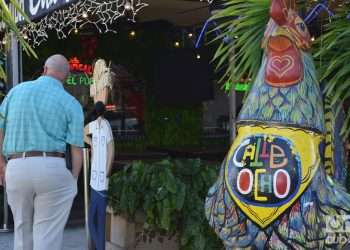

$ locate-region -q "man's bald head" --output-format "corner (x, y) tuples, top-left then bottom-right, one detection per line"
(43, 54), (70, 82)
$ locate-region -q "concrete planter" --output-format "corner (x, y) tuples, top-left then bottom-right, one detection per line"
(106, 206), (179, 250)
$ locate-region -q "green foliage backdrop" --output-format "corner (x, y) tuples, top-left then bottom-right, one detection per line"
(145, 99), (202, 147)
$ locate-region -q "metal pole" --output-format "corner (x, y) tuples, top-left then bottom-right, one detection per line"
(6, 30), (20, 89)
(0, 187), (12, 233)
(229, 88), (236, 143)
(6, 2), (22, 88)
(18, 42), (23, 83)
(83, 148), (91, 249)
(228, 42), (236, 143)
(9, 32), (20, 87)
(0, 2), (19, 235)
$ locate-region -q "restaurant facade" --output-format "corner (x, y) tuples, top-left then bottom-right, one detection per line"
(4, 0), (237, 154)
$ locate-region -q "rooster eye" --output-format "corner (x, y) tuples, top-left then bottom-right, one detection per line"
(297, 22), (306, 32)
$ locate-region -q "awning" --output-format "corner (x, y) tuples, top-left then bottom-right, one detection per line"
(8, 0), (210, 47)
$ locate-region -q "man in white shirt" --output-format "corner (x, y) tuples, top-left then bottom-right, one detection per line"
(84, 102), (114, 250)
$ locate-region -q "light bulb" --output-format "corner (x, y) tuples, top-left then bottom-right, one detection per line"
(196, 54), (201, 60)
(125, 1), (132, 10)
(174, 41), (180, 47)
(130, 30), (136, 36)
(82, 11), (88, 18)
(188, 33), (193, 38)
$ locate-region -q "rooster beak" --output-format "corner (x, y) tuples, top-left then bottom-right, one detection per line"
(262, 24), (294, 50)
(272, 26), (292, 40)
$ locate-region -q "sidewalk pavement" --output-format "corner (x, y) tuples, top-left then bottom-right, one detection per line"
(0, 226), (86, 250)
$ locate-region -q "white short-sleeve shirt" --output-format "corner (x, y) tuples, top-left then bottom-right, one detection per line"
(88, 118), (113, 191)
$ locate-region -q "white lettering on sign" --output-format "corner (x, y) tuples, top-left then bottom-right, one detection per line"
(30, 0), (72, 16)
(9, 0), (73, 24)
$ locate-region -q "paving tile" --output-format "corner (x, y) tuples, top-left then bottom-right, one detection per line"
(0, 226), (86, 250)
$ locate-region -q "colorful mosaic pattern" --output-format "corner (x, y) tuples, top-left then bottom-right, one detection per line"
(206, 0), (350, 249)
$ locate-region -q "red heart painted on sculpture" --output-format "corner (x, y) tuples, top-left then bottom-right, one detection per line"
(269, 55), (294, 78)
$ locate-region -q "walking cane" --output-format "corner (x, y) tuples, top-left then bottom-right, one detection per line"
(0, 185), (12, 233)
(83, 148), (92, 249)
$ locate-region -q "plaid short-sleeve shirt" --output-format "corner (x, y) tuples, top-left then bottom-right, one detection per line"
(0, 76), (84, 157)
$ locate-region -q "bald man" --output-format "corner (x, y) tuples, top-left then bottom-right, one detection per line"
(0, 54), (84, 250)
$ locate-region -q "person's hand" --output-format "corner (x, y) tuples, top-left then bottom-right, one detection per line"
(0, 157), (6, 186)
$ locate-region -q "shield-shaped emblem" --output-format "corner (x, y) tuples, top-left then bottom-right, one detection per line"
(225, 125), (323, 228)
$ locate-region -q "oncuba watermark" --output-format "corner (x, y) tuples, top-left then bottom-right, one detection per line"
(326, 215), (350, 244)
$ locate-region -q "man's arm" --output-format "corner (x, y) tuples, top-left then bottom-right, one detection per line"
(71, 145), (83, 179)
(66, 99), (84, 179)
(106, 140), (115, 177)
(0, 129), (6, 185)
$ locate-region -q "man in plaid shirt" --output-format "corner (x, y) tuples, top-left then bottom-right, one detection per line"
(0, 54), (84, 250)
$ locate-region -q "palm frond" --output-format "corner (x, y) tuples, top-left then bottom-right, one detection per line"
(209, 0), (270, 90)
(0, 0), (37, 81)
(0, 0), (36, 58)
(315, 7), (350, 138)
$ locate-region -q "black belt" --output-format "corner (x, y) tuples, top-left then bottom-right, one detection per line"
(8, 151), (65, 160)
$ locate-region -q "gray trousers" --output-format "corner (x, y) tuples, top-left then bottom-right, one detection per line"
(5, 157), (77, 250)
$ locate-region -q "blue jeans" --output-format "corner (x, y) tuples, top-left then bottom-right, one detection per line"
(89, 188), (107, 250)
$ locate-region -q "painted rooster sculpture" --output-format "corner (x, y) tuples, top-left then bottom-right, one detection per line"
(205, 0), (350, 249)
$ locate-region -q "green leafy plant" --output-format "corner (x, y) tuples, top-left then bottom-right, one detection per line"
(314, 6), (350, 138)
(108, 158), (223, 250)
(211, 0), (269, 88)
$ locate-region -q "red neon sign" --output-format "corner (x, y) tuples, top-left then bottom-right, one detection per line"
(69, 57), (93, 75)
(105, 104), (116, 111)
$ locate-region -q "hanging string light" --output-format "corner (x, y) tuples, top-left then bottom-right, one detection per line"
(19, 0), (149, 47)
(125, 1), (133, 10)
(129, 30), (136, 37)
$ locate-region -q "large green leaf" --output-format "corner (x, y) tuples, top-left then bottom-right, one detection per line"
(210, 0), (270, 88)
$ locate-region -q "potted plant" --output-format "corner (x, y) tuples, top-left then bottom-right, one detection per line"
(107, 158), (224, 250)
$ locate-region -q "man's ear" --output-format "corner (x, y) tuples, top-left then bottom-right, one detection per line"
(42, 66), (48, 75)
